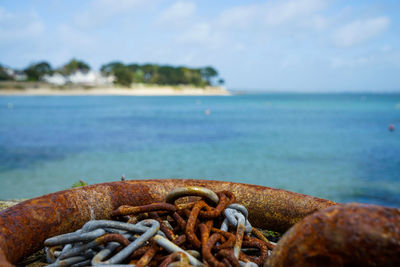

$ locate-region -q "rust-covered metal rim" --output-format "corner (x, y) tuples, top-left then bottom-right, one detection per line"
(0, 179), (336, 266)
(266, 203), (400, 266)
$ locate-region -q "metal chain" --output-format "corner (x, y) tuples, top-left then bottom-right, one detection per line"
(44, 187), (273, 266)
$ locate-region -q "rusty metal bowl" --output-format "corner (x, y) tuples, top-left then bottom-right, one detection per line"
(0, 179), (336, 266)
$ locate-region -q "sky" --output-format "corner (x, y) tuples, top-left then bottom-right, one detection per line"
(0, 0), (399, 92)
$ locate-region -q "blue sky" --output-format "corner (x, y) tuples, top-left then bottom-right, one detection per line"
(1, 0), (399, 91)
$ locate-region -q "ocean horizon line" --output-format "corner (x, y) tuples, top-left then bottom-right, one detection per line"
(230, 89), (400, 94)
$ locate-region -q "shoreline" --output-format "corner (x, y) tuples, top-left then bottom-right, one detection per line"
(0, 85), (230, 96)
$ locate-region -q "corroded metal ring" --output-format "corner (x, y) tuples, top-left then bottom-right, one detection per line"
(266, 203), (400, 267)
(166, 186), (220, 205)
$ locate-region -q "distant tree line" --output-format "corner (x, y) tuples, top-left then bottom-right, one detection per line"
(1, 59), (225, 87)
(0, 59), (90, 82)
(100, 62), (224, 87)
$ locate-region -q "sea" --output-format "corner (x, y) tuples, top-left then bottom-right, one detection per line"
(0, 93), (399, 207)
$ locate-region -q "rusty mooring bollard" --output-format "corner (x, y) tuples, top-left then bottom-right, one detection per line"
(267, 203), (400, 267)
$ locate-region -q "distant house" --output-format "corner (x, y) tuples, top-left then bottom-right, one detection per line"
(43, 73), (66, 86)
(43, 70), (114, 86)
(3, 68), (27, 81)
(14, 71), (27, 81)
(4, 68), (13, 77)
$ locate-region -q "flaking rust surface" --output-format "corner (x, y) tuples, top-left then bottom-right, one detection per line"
(267, 203), (400, 267)
(0, 179), (335, 266)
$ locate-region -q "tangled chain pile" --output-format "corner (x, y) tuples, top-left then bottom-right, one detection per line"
(44, 186), (275, 266)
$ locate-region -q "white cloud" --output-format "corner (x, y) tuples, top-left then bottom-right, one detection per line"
(57, 24), (95, 48)
(279, 54), (304, 70)
(330, 56), (373, 68)
(0, 6), (44, 41)
(264, 0), (327, 26)
(309, 15), (329, 30)
(233, 43), (246, 52)
(74, 0), (152, 28)
(216, 0), (327, 29)
(218, 4), (259, 29)
(158, 1), (196, 25)
(381, 45), (392, 52)
(177, 22), (210, 43)
(173, 0), (330, 56)
(333, 16), (390, 47)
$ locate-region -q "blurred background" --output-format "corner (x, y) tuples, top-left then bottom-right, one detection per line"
(0, 0), (399, 207)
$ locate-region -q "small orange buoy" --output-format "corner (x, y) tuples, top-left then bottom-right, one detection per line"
(389, 124), (395, 132)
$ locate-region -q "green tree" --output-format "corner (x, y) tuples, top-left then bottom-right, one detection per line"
(100, 61), (124, 75)
(58, 59), (90, 75)
(127, 64), (143, 83)
(201, 66), (218, 85)
(141, 64), (158, 83)
(157, 65), (183, 85)
(24, 61), (53, 81)
(127, 64), (140, 73)
(99, 61), (222, 87)
(100, 62), (134, 86)
(134, 69), (144, 83)
(0, 64), (13, 81)
(182, 68), (204, 86)
(114, 67), (133, 87)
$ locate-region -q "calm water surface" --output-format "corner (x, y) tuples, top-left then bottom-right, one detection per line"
(1, 94), (399, 207)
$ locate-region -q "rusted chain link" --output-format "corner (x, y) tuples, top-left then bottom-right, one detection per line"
(44, 186), (275, 266)
(222, 204), (253, 233)
(45, 229), (106, 246)
(166, 186), (220, 205)
(159, 251), (191, 267)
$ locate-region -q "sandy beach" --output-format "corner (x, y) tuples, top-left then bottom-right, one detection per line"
(0, 85), (230, 96)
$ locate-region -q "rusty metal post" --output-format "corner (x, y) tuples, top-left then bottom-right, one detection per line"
(266, 203), (400, 267)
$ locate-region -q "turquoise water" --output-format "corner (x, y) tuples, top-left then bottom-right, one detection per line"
(1, 94), (399, 207)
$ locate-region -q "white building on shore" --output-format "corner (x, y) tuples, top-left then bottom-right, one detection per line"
(43, 70), (114, 86)
(43, 73), (66, 85)
(3, 67), (27, 81)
